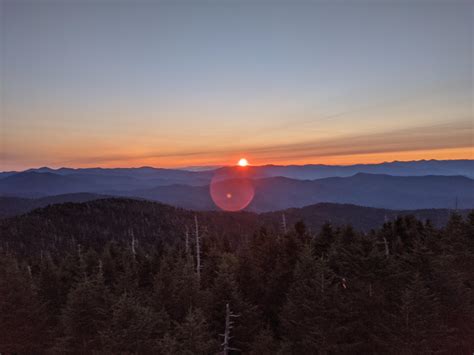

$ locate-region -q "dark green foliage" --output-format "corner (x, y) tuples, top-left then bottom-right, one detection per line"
(166, 308), (216, 355)
(248, 327), (279, 355)
(396, 273), (445, 354)
(206, 253), (262, 351)
(0, 200), (472, 353)
(281, 245), (339, 353)
(54, 272), (110, 352)
(0, 256), (50, 352)
(100, 294), (170, 352)
(153, 251), (202, 322)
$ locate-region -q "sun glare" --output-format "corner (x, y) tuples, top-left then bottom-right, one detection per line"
(238, 158), (249, 167)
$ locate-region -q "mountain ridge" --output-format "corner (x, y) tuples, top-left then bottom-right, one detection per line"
(1, 172), (473, 211)
(3, 159), (473, 178)
(1, 198), (469, 239)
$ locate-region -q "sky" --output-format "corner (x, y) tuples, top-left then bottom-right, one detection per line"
(1, 0), (472, 171)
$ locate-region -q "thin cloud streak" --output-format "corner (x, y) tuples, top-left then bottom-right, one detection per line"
(51, 119), (472, 167)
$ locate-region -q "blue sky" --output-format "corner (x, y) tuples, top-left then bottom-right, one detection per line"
(1, 0), (472, 170)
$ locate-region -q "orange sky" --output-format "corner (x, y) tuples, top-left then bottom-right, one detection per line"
(3, 146), (472, 171)
(1, 1), (472, 171)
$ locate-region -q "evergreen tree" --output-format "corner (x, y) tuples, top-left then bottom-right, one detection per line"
(100, 293), (170, 352)
(238, 227), (296, 330)
(208, 253), (261, 352)
(396, 273), (444, 354)
(328, 233), (395, 353)
(154, 250), (202, 322)
(0, 254), (50, 352)
(37, 253), (64, 321)
(281, 244), (338, 353)
(314, 222), (335, 257)
(54, 269), (110, 352)
(249, 327), (280, 355)
(0, 199), (472, 354)
(163, 308), (216, 355)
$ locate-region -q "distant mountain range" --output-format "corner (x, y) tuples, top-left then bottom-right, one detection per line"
(213, 159), (474, 180)
(0, 170), (211, 197)
(81, 173), (474, 211)
(1, 174), (472, 213)
(2, 159), (473, 180)
(1, 160), (472, 211)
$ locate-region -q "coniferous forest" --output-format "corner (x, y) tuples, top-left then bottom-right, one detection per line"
(3, 0), (473, 353)
(0, 199), (473, 354)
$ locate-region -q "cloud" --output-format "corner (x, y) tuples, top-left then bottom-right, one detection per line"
(54, 118), (472, 167)
(246, 119), (473, 161)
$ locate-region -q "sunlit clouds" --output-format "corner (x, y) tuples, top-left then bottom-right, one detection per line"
(2, 115), (471, 170)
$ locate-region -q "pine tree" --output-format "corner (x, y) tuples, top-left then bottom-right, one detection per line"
(37, 252), (64, 320)
(100, 293), (170, 352)
(396, 273), (444, 354)
(431, 249), (474, 353)
(54, 269), (110, 352)
(0, 198), (472, 354)
(238, 227), (293, 329)
(154, 250), (202, 322)
(249, 327), (279, 355)
(157, 333), (180, 354)
(114, 245), (141, 294)
(0, 254), (50, 352)
(314, 222), (334, 257)
(208, 253), (261, 352)
(168, 308), (216, 354)
(281, 244), (338, 353)
(328, 233), (395, 353)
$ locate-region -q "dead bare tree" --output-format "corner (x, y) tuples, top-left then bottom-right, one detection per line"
(195, 215), (201, 282)
(381, 215), (390, 257)
(185, 225), (190, 255)
(131, 231), (137, 262)
(281, 213), (287, 234)
(382, 236), (390, 257)
(220, 303), (240, 355)
(321, 256), (325, 294)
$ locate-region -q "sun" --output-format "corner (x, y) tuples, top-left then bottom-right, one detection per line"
(237, 158), (249, 167)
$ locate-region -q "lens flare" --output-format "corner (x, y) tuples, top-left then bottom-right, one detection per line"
(210, 177), (254, 211)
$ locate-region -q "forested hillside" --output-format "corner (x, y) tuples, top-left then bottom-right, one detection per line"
(0, 199), (473, 353)
(0, 193), (109, 218)
(1, 197), (467, 230)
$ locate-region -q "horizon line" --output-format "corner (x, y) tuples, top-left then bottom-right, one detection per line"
(1, 158), (473, 173)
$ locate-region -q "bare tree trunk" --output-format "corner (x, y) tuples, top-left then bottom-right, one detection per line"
(321, 271), (325, 294)
(382, 215), (390, 257)
(383, 236), (390, 257)
(195, 215), (201, 282)
(185, 226), (189, 254)
(321, 257), (325, 294)
(221, 303), (240, 355)
(78, 243), (87, 280)
(281, 213), (287, 234)
(27, 265), (32, 280)
(131, 232), (137, 262)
